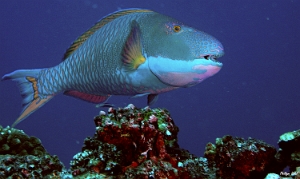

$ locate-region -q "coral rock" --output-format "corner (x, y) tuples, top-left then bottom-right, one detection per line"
(70, 104), (214, 178)
(205, 135), (279, 179)
(276, 129), (300, 173)
(0, 126), (65, 178)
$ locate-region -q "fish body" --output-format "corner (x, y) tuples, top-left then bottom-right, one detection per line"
(2, 9), (224, 126)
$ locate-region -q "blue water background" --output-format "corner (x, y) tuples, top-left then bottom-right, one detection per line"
(1, 1), (299, 168)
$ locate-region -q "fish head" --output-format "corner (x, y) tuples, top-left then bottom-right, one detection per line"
(146, 15), (224, 88)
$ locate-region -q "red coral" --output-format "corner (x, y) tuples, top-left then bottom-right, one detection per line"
(211, 135), (277, 178)
(21, 168), (30, 177)
(94, 106), (183, 177)
(155, 133), (170, 160)
(72, 105), (208, 178)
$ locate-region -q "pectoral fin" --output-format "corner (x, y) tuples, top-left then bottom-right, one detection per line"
(122, 20), (146, 70)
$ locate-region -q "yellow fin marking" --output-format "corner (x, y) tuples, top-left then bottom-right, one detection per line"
(122, 21), (146, 70)
(26, 76), (39, 99)
(133, 56), (146, 69)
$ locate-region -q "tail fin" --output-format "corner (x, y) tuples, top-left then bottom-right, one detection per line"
(2, 69), (53, 127)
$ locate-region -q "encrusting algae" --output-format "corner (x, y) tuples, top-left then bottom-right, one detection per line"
(0, 126), (64, 178)
(70, 104), (214, 178)
(0, 104), (299, 178)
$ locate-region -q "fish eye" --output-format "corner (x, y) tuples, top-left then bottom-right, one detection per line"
(173, 25), (181, 32)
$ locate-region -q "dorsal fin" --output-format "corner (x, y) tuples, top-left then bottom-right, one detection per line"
(62, 8), (153, 60)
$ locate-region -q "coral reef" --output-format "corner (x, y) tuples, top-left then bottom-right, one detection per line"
(0, 126), (65, 178)
(265, 173), (281, 179)
(70, 104), (214, 178)
(204, 135), (280, 179)
(0, 126), (45, 156)
(1, 105), (300, 178)
(276, 129), (300, 172)
(69, 104), (300, 178)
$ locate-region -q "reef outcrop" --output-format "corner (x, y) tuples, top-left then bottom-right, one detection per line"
(204, 135), (280, 178)
(70, 104), (214, 178)
(0, 126), (65, 178)
(1, 104), (299, 178)
(276, 130), (300, 172)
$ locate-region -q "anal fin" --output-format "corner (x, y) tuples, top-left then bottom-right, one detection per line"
(64, 90), (110, 104)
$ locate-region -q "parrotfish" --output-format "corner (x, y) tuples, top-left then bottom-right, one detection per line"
(2, 8), (224, 127)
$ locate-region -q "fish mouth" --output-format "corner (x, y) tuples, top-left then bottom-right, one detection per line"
(200, 54), (223, 67)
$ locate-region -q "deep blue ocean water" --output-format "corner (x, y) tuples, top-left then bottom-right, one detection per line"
(1, 0), (299, 169)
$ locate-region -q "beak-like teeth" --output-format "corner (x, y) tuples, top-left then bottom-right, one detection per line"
(203, 55), (218, 61)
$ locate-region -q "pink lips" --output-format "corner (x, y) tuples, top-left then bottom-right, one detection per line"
(192, 64), (222, 77)
(153, 64), (221, 87)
